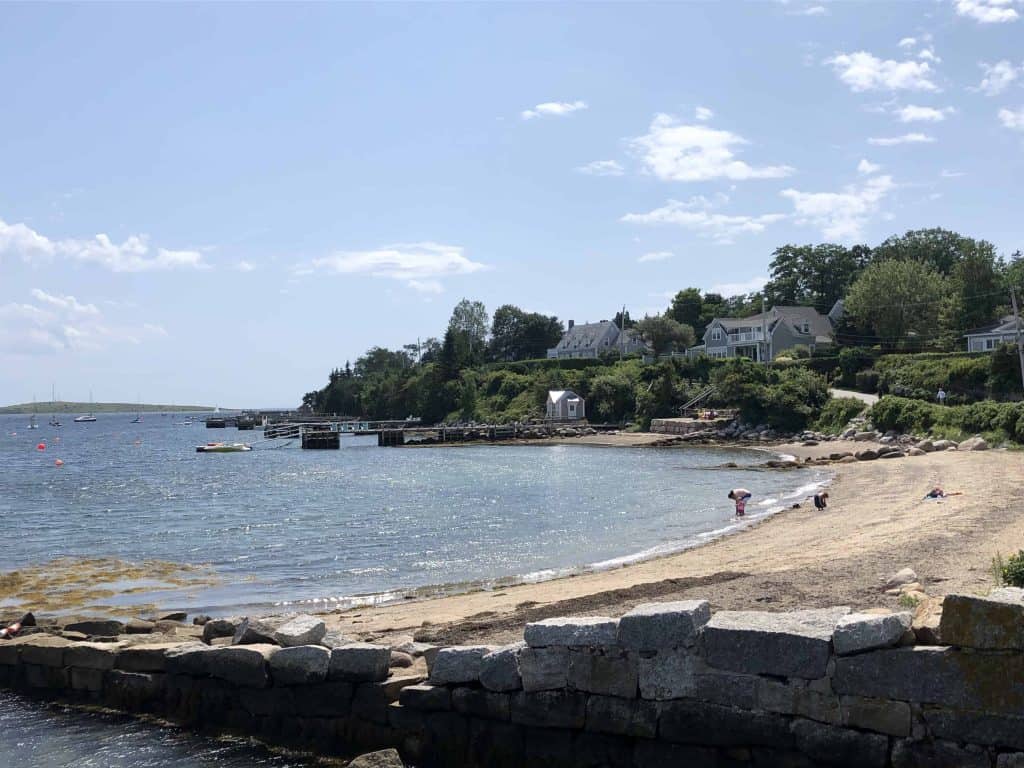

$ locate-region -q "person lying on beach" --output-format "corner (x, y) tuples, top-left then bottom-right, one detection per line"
(923, 487), (963, 500)
(728, 488), (752, 517)
(813, 492), (829, 510)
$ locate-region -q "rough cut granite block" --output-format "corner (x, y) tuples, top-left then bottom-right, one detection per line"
(399, 683), (452, 712)
(519, 646), (569, 692)
(509, 690), (587, 729)
(638, 648), (701, 700)
(567, 648), (637, 698)
(523, 616), (618, 648)
(659, 699), (794, 749)
(585, 694), (659, 738)
(833, 612), (912, 655)
(839, 695), (911, 737)
(890, 738), (989, 768)
(940, 589), (1024, 650)
(480, 642), (523, 692)
(205, 644), (277, 688)
(429, 645), (494, 685)
(328, 643), (390, 683)
(790, 718), (888, 768)
(923, 707), (1024, 750)
(268, 644), (330, 686)
(20, 635), (75, 667)
(617, 600), (711, 651)
(271, 615), (326, 647)
(116, 642), (191, 673)
(165, 644), (217, 676)
(702, 607), (850, 679)
(452, 687), (511, 721)
(65, 641), (123, 670)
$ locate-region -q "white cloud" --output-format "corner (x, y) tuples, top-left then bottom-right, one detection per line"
(918, 47), (941, 63)
(234, 260), (256, 272)
(978, 60), (1021, 95)
(797, 5), (827, 15)
(695, 106), (714, 121)
(898, 37), (917, 48)
(781, 174), (896, 241)
(521, 101), (588, 120)
(637, 251), (674, 263)
(0, 290), (165, 355)
(576, 159), (625, 176)
(857, 158), (882, 174)
(868, 132), (936, 146)
(311, 242), (488, 292)
(628, 113), (794, 182)
(622, 196), (786, 244)
(0, 217), (207, 272)
(709, 276), (769, 296)
(825, 51), (938, 92)
(941, 169), (967, 178)
(955, 0), (1019, 24)
(999, 106), (1024, 129)
(896, 104), (953, 122)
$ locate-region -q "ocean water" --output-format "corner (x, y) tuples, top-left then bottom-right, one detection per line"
(0, 413), (827, 616)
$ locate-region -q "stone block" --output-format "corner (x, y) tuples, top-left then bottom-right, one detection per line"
(833, 612), (912, 655)
(690, 671), (759, 709)
(940, 590), (1024, 650)
(20, 635), (74, 667)
(0, 634), (36, 665)
(201, 618), (237, 643)
(585, 694), (659, 738)
(269, 644), (330, 686)
(164, 643), (217, 676)
(703, 607), (850, 679)
(574, 731), (634, 768)
(272, 614), (326, 647)
(291, 680), (354, 717)
(105, 670), (165, 710)
(70, 666), (105, 693)
(64, 619), (125, 637)
(65, 641), (121, 670)
(509, 690), (587, 729)
(659, 699), (793, 749)
(238, 686), (295, 717)
(519, 646), (570, 692)
(206, 644), (277, 688)
(115, 642), (190, 673)
(232, 617), (278, 645)
(924, 707), (1024, 750)
(23, 663), (68, 689)
(567, 648), (637, 698)
(617, 600), (711, 651)
(348, 749), (404, 768)
(834, 645), (1024, 714)
(480, 642), (523, 692)
(428, 645), (492, 685)
(638, 648), (699, 700)
(891, 738), (989, 768)
(523, 726), (573, 766)
(466, 718), (524, 768)
(999, 755), (1024, 768)
(399, 683), (451, 712)
(839, 695), (911, 737)
(329, 643), (391, 683)
(452, 687), (510, 721)
(523, 616), (618, 648)
(790, 718), (888, 768)
(633, 741), (720, 768)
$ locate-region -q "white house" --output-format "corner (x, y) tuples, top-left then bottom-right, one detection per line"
(547, 390), (585, 420)
(965, 316), (1023, 352)
(547, 320), (647, 359)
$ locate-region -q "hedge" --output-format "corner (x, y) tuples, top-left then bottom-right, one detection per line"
(868, 395), (1024, 442)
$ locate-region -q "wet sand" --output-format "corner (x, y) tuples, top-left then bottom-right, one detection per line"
(326, 447), (1024, 646)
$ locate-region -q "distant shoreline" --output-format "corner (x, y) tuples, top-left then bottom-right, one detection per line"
(0, 402), (216, 414)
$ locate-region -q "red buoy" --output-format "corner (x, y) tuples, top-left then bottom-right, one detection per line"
(55, 459), (64, 467)
(36, 442), (46, 451)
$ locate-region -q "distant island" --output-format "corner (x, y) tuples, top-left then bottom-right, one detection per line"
(0, 401), (217, 414)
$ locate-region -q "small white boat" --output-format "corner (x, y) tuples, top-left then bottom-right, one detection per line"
(196, 442), (252, 453)
(27, 414), (38, 430)
(74, 414), (97, 423)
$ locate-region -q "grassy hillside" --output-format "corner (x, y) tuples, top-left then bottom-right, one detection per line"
(0, 401), (215, 414)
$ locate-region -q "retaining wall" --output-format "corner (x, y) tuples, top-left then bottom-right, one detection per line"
(5, 591), (1024, 767)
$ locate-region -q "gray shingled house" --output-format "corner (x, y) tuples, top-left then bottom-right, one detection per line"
(688, 302), (843, 361)
(964, 315), (1023, 352)
(547, 320), (647, 359)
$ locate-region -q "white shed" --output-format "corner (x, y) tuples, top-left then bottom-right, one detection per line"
(546, 390), (585, 421)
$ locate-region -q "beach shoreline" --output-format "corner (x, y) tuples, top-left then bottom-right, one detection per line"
(321, 443), (1024, 647)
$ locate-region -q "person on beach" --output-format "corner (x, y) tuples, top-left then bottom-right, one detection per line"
(937, 387), (947, 406)
(924, 487), (962, 500)
(728, 488), (752, 517)
(813, 491), (829, 510)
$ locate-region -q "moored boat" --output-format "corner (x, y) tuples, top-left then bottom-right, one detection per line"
(196, 442), (252, 453)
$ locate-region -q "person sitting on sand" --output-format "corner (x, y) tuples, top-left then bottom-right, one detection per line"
(924, 487), (962, 500)
(728, 488), (752, 517)
(813, 491), (829, 510)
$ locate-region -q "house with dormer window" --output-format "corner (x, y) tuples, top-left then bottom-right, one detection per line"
(688, 302), (843, 361)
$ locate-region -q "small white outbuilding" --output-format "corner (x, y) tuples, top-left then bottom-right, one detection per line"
(546, 390), (585, 421)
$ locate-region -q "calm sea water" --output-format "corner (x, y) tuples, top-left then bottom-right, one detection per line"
(0, 413), (826, 616)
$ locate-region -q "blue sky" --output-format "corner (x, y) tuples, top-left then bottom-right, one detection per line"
(2, 1), (1023, 407)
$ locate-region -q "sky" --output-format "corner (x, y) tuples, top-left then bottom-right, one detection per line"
(2, 1), (1023, 408)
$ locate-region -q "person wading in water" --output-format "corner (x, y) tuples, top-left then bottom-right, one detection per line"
(728, 488), (752, 517)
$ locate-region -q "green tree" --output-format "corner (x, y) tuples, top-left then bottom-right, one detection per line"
(634, 315), (696, 356)
(845, 260), (947, 348)
(448, 299), (489, 365)
(458, 371), (478, 421)
(489, 305), (563, 361)
(668, 289), (704, 334)
(588, 371), (635, 422)
(873, 228), (977, 276)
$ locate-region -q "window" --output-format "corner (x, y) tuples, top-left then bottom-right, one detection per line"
(985, 338), (999, 350)
(801, 321), (809, 333)
(711, 328), (722, 341)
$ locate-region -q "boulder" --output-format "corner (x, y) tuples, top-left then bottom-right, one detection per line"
(192, 614), (211, 626)
(480, 642), (524, 692)
(201, 618), (237, 643)
(524, 616), (618, 648)
(269, 644), (330, 685)
(272, 614), (326, 647)
(939, 589), (1024, 650)
(347, 748), (404, 768)
(164, 643), (218, 676)
(617, 600), (710, 651)
(206, 644), (277, 687)
(328, 643), (391, 682)
(879, 449), (904, 459)
(63, 619), (124, 637)
(915, 439), (935, 452)
(115, 642), (188, 673)
(855, 449), (878, 461)
(703, 607), (850, 679)
(854, 431), (879, 441)
(884, 568), (918, 590)
(158, 611), (188, 622)
(833, 612), (913, 655)
(232, 617), (278, 646)
(907, 447), (926, 457)
(320, 630), (351, 649)
(932, 439), (957, 451)
(125, 619), (155, 634)
(958, 436), (990, 451)
(429, 645), (494, 685)
(389, 651), (414, 668)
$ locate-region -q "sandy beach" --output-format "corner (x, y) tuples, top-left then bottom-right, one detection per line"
(326, 442), (1024, 647)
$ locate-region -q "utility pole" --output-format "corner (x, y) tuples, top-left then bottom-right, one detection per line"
(761, 295), (769, 366)
(1010, 287), (1024, 392)
(619, 304), (626, 360)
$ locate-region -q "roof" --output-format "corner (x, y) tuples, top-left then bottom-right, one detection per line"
(965, 316), (1022, 337)
(552, 321), (619, 352)
(708, 305), (835, 343)
(548, 389), (581, 403)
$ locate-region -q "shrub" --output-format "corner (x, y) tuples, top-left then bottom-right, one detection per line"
(868, 395), (1024, 442)
(874, 352), (1003, 404)
(710, 358), (829, 432)
(855, 370), (880, 393)
(814, 397), (867, 434)
(838, 347), (877, 386)
(999, 551), (1024, 588)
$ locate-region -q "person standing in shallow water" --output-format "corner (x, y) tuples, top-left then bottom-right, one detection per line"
(728, 488), (752, 517)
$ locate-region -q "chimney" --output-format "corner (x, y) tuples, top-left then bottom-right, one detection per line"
(568, 319), (574, 329)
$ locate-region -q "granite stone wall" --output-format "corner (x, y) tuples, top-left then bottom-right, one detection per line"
(5, 591), (1024, 767)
